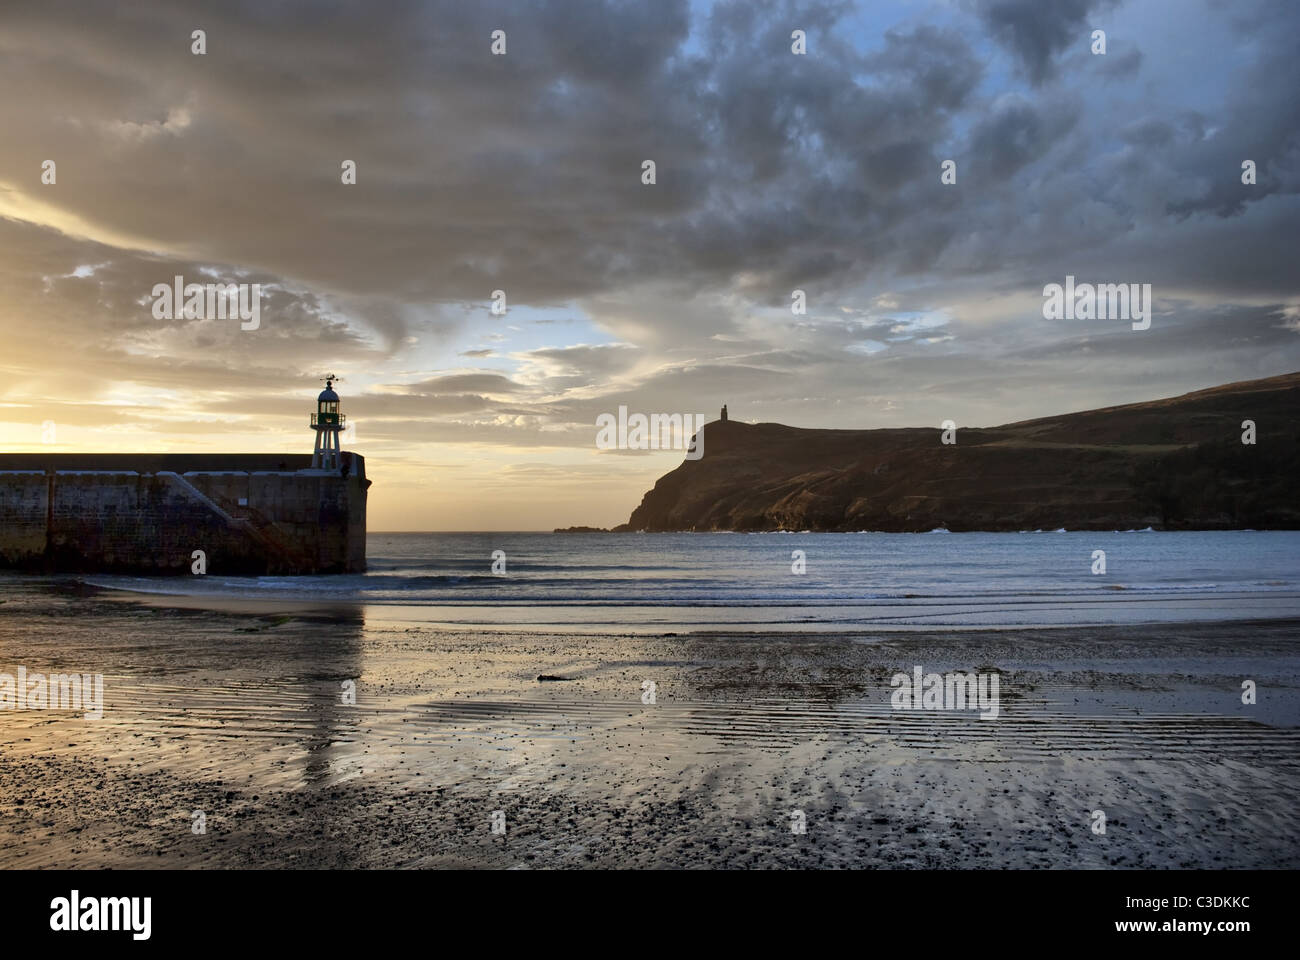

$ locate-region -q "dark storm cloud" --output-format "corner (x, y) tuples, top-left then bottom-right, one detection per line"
(0, 0), (1297, 467)
(1092, 47), (1141, 81)
(966, 94), (1080, 182)
(1163, 0), (1300, 218)
(1118, 118), (1174, 149)
(4, 0), (1295, 313)
(0, 0), (1002, 309)
(970, 0), (1118, 86)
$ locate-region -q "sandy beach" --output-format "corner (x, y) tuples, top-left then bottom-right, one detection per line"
(1, 577), (1296, 869)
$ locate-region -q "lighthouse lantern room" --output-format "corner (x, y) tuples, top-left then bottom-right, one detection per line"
(311, 373), (345, 471)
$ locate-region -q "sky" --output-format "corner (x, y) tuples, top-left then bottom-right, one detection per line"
(0, 0), (1297, 530)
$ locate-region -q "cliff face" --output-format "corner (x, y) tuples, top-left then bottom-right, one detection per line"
(619, 373), (1300, 532)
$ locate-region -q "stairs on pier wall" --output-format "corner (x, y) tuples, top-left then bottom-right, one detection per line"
(158, 471), (306, 573)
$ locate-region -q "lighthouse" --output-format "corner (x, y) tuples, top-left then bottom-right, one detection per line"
(311, 374), (345, 471)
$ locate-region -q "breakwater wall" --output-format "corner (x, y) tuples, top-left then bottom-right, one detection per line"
(0, 453), (368, 575)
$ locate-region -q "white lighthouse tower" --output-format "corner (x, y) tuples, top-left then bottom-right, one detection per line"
(311, 373), (345, 471)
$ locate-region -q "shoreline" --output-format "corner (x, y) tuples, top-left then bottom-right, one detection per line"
(1, 582), (1296, 868)
(10, 572), (1300, 635)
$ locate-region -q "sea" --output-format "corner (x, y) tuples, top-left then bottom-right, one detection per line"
(63, 530), (1300, 633)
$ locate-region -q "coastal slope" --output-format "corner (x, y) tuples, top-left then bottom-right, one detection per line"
(619, 372), (1300, 532)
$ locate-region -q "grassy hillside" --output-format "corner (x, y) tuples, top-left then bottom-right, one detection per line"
(619, 372), (1300, 532)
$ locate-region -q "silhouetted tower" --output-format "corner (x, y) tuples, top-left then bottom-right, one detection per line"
(311, 374), (345, 470)
(720, 404), (728, 422)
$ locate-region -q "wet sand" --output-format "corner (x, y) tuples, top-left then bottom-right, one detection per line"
(1, 578), (1297, 868)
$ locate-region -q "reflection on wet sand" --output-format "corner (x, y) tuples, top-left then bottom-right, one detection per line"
(1, 579), (1297, 868)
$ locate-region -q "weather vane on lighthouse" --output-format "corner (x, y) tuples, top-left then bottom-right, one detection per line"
(311, 373), (345, 471)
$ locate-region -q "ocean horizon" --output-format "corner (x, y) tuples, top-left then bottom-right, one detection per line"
(49, 529), (1300, 632)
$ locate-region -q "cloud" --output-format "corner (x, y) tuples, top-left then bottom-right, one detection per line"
(1, 0), (1297, 528)
(970, 0), (1119, 86)
(405, 373), (524, 395)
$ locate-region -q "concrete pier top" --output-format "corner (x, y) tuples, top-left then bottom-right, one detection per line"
(0, 453), (336, 473)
